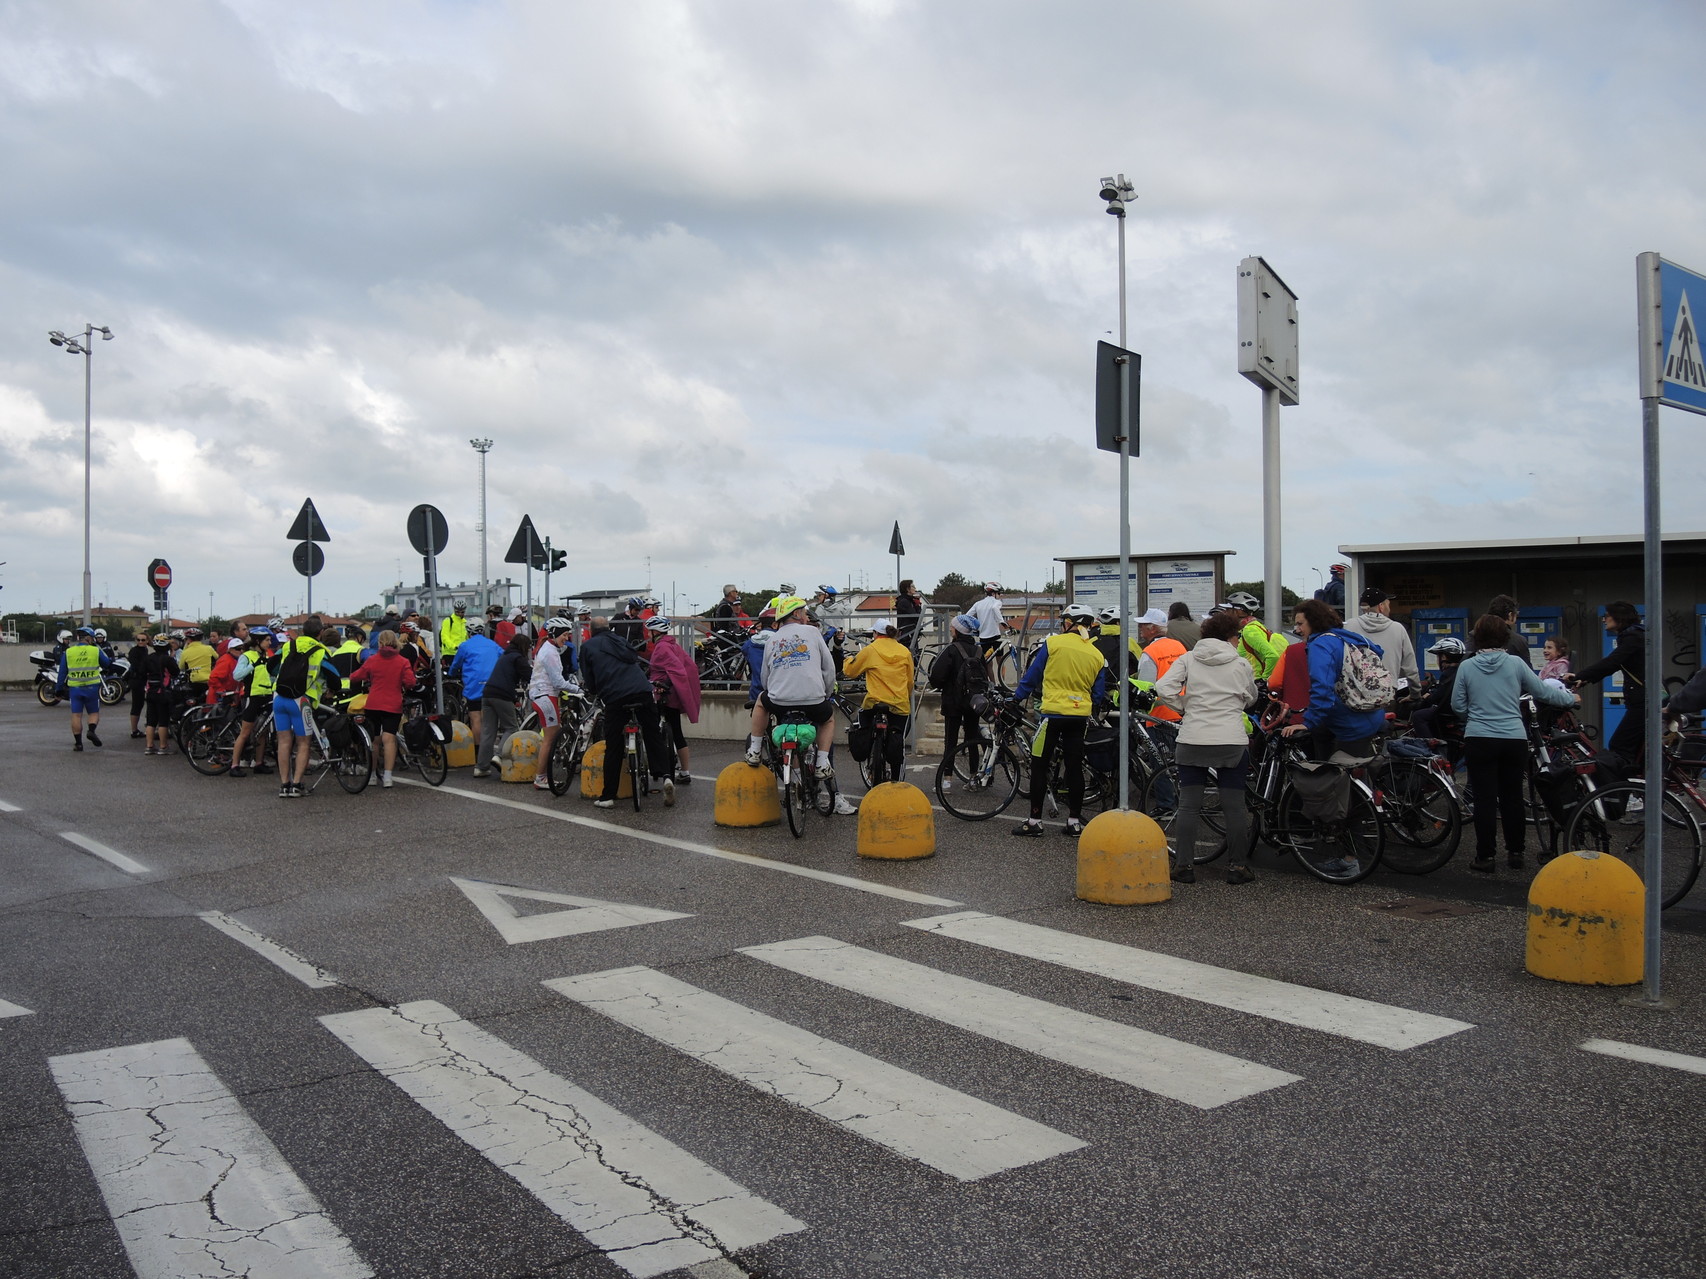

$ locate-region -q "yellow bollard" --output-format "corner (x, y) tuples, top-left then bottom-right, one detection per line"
(579, 740), (633, 800)
(1526, 849), (1644, 985)
(1076, 809), (1171, 905)
(445, 719), (476, 768)
(714, 761), (781, 827)
(856, 782), (936, 859)
(498, 730), (542, 784)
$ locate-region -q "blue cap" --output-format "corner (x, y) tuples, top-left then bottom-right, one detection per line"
(952, 614), (979, 634)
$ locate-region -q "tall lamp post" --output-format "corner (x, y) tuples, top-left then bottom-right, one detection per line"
(470, 438), (494, 612)
(48, 324), (114, 628)
(1099, 174), (1137, 809)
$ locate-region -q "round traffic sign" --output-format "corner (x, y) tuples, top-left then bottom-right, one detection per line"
(407, 504), (449, 557)
(292, 542), (326, 577)
(149, 560), (172, 590)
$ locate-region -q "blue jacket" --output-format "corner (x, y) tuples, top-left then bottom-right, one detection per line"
(449, 633), (503, 700)
(1303, 629), (1388, 740)
(1451, 650), (1575, 739)
(743, 632), (773, 702)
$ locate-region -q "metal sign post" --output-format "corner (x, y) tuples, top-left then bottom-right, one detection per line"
(408, 504), (450, 716)
(505, 516), (542, 627)
(1633, 251), (1706, 1005)
(1237, 257), (1300, 636)
(1095, 340), (1140, 810)
(286, 499), (330, 619)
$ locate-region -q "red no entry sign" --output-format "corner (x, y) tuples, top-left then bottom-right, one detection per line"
(148, 559), (172, 590)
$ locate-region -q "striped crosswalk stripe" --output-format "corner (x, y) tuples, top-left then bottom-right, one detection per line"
(903, 911), (1474, 1050)
(321, 1000), (803, 1278)
(1581, 1038), (1706, 1077)
(49, 1037), (372, 1279)
(546, 966), (1086, 1180)
(740, 936), (1300, 1107)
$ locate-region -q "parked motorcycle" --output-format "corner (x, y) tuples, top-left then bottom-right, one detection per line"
(31, 649), (130, 707)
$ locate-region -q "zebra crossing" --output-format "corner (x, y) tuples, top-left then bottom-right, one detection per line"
(43, 915), (1479, 1278)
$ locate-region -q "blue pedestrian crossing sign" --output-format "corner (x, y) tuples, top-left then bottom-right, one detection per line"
(1640, 253), (1706, 415)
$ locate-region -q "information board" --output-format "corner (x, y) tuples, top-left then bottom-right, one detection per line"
(1145, 558), (1218, 619)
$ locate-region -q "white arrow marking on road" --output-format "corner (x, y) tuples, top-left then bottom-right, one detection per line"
(0, 798), (21, 812)
(59, 831), (148, 875)
(0, 997), (33, 1018)
(198, 912), (342, 988)
(1582, 1038), (1706, 1077)
(49, 1037), (373, 1279)
(450, 876), (693, 945)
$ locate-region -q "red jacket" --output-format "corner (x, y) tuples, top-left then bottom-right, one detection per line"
(207, 652), (240, 703)
(349, 648), (418, 713)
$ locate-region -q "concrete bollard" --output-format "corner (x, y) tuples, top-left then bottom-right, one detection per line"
(498, 730), (542, 784)
(856, 782), (936, 860)
(714, 761), (781, 827)
(445, 720), (476, 769)
(1076, 809), (1171, 905)
(579, 740), (633, 800)
(1526, 849), (1644, 985)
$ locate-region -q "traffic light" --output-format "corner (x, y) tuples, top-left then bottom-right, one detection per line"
(550, 548), (567, 573)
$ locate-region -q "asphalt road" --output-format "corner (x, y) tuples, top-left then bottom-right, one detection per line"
(2, 691), (1703, 1279)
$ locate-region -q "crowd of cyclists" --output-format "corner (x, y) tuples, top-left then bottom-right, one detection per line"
(34, 578), (1703, 906)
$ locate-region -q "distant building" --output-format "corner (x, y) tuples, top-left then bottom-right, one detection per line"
(382, 577), (520, 618)
(561, 588), (649, 616)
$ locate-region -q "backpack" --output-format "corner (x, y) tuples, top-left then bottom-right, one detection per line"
(273, 640), (315, 700)
(1335, 634), (1395, 711)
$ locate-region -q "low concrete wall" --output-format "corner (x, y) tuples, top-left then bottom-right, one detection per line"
(0, 645), (46, 687)
(683, 690), (945, 755)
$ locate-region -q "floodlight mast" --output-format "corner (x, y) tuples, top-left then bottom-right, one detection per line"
(471, 438), (494, 611)
(47, 323), (115, 627)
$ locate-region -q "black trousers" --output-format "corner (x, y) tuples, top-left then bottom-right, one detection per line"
(859, 706), (908, 785)
(1463, 736), (1529, 860)
(1030, 717), (1087, 819)
(600, 694), (669, 798)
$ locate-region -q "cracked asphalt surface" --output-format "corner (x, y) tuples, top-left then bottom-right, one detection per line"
(2, 690), (1704, 1278)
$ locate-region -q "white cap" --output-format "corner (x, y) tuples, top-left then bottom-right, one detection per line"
(1138, 608), (1168, 627)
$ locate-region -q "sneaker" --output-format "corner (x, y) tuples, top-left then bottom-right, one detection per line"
(834, 794), (858, 816)
(1318, 857), (1360, 877)
(1226, 865), (1257, 885)
(229, 767), (248, 778)
(143, 747), (155, 756)
(472, 768), (491, 778)
(1062, 819), (1085, 838)
(72, 741), (83, 752)
(533, 775), (551, 791)
(289, 783), (305, 797)
(1010, 820), (1044, 837)
(661, 777), (676, 807)
(1170, 866), (1196, 884)
(674, 770), (692, 784)
(279, 784), (291, 798)
(1505, 853), (1525, 870)
(593, 798), (616, 809)
(86, 730), (102, 748)
(129, 730), (145, 739)
(744, 748), (764, 767)
(381, 774), (394, 789)
(817, 763), (835, 783)
(939, 776), (953, 793)
(1469, 857), (1495, 874)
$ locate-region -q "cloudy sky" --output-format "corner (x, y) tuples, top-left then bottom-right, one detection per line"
(3, 0), (1703, 621)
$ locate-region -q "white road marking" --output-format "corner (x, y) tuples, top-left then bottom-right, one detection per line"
(58, 831), (148, 875)
(321, 1000), (802, 1278)
(1581, 1038), (1706, 1077)
(198, 911), (341, 988)
(0, 997), (33, 1017)
(0, 798), (21, 812)
(393, 777), (962, 907)
(741, 936), (1299, 1108)
(546, 965), (1084, 1180)
(903, 911), (1475, 1050)
(48, 1037), (372, 1279)
(449, 876), (693, 945)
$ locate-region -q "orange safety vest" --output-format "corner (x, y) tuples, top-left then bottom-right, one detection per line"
(1142, 636), (1186, 722)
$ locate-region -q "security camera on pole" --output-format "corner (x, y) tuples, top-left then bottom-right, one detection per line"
(1237, 257), (1300, 637)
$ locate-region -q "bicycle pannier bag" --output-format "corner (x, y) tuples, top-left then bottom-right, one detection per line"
(847, 720), (874, 762)
(1289, 760), (1351, 823)
(1335, 637), (1395, 711)
(403, 718), (433, 751)
(1084, 725), (1118, 774)
(321, 712), (353, 751)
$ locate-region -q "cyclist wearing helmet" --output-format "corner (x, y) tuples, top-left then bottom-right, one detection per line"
(746, 597), (842, 783)
(580, 616), (674, 807)
(270, 617), (345, 798)
(449, 618), (503, 747)
(141, 633), (179, 756)
(764, 583), (798, 615)
(349, 630), (420, 788)
(1410, 635), (1468, 762)
(612, 597), (649, 650)
(1219, 595), (1282, 681)
(1010, 602), (1108, 838)
(526, 616), (578, 791)
(227, 627), (278, 776)
(644, 615), (702, 784)
(1314, 563), (1348, 609)
(439, 601), (470, 660)
(179, 627), (216, 691)
(843, 621), (914, 786)
(968, 582), (1008, 660)
(1092, 605), (1140, 677)
(743, 608), (778, 708)
(57, 626), (113, 750)
(127, 629), (152, 738)
(927, 614), (989, 790)
(397, 620), (433, 676)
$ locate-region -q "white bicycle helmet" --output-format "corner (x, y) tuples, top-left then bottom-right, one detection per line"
(1428, 637), (1468, 658)
(1226, 591), (1261, 612)
(543, 616), (573, 636)
(644, 615), (671, 633)
(1063, 602), (1097, 626)
(466, 619), (486, 635)
(1095, 605), (1119, 625)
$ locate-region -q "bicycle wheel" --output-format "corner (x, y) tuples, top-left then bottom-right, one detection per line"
(814, 764), (837, 816)
(1141, 766), (1229, 864)
(186, 714), (236, 776)
(937, 740), (1021, 820)
(1562, 784), (1703, 909)
(781, 752), (804, 838)
(1378, 762), (1462, 874)
(1278, 782), (1385, 884)
(1521, 770), (1563, 863)
(416, 738), (448, 786)
(336, 727), (372, 794)
(546, 731), (575, 797)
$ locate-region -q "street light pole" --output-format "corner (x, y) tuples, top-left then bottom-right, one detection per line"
(49, 324), (114, 628)
(471, 439), (494, 613)
(1100, 174), (1138, 810)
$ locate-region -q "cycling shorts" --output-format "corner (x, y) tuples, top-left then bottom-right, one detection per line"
(241, 695), (271, 723)
(760, 693), (834, 726)
(68, 686), (101, 715)
(272, 696), (309, 736)
(979, 636), (1002, 656)
(365, 709), (401, 736)
(531, 697), (560, 729)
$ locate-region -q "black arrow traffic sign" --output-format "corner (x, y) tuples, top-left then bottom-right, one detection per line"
(888, 521), (905, 557)
(408, 505), (450, 557)
(504, 515), (545, 569)
(286, 498), (331, 543)
(292, 542), (326, 577)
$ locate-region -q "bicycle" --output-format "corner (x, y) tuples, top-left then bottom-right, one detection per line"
(768, 710), (837, 837)
(299, 697), (373, 795)
(1366, 733), (1465, 874)
(855, 703), (905, 790)
(393, 698), (450, 786)
(544, 691), (601, 798)
(618, 702), (654, 812)
(935, 693), (1112, 823)
(183, 694), (245, 776)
